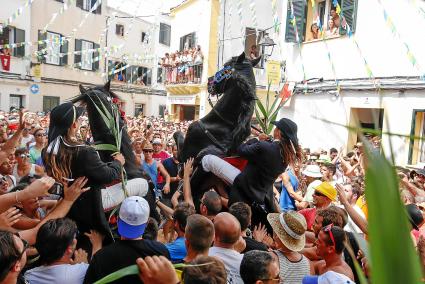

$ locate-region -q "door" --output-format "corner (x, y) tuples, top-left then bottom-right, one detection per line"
(43, 96), (60, 112)
(182, 105), (196, 121)
(9, 95), (23, 110)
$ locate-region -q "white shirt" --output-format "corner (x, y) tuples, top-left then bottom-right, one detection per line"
(209, 246), (244, 284)
(342, 204), (366, 235)
(302, 180), (323, 203)
(25, 263), (89, 284)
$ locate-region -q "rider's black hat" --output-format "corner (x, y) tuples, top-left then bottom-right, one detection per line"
(271, 118), (298, 146)
(48, 102), (84, 144)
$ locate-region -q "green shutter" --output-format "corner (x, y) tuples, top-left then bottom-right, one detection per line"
(76, 0), (83, 9)
(13, 28), (25, 57)
(92, 43), (100, 71)
(60, 37), (68, 66)
(37, 30), (47, 63)
(146, 69), (152, 86)
(95, 0), (101, 14)
(340, 0), (358, 35)
(74, 39), (82, 68)
(285, 0), (307, 43)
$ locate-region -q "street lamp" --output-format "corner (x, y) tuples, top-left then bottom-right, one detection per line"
(258, 32), (276, 59)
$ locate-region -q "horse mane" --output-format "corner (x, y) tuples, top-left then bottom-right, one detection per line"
(228, 73), (257, 152)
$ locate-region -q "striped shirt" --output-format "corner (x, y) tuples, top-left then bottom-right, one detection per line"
(273, 250), (310, 284)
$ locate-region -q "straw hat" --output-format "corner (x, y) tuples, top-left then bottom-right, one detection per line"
(267, 211), (307, 252)
(142, 142), (153, 151)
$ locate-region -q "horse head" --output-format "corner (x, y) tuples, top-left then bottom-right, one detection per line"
(208, 51), (260, 97)
(72, 81), (141, 179)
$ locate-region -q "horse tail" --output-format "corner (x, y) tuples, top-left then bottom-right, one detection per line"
(173, 131), (185, 162)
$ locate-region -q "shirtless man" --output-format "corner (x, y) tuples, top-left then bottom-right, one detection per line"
(315, 224), (354, 281)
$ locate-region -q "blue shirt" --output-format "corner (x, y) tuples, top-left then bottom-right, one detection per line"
(165, 237), (187, 262)
(142, 160), (158, 189)
(279, 170), (299, 211)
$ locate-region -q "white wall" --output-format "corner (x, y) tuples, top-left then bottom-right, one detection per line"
(282, 89), (423, 165)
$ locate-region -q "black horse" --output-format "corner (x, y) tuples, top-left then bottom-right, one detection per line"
(72, 82), (159, 222)
(175, 52), (260, 206)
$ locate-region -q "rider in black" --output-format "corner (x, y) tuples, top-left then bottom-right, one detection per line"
(202, 118), (302, 227)
(42, 102), (125, 241)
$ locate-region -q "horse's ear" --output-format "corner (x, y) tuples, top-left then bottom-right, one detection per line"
(250, 55), (262, 67)
(104, 80), (111, 92)
(79, 84), (87, 94)
(237, 52), (246, 63)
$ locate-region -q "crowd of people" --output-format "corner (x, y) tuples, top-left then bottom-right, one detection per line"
(0, 106), (424, 284)
(160, 45), (204, 84)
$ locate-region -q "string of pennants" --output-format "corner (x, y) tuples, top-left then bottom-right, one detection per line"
(0, 0), (36, 33)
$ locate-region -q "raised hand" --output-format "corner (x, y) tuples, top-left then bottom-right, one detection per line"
(136, 256), (179, 284)
(64, 177), (89, 202)
(0, 207), (21, 228)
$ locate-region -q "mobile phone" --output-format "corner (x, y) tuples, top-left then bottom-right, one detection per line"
(48, 182), (64, 197)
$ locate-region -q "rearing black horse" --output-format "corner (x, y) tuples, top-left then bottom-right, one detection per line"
(176, 52), (260, 162)
(175, 52), (260, 205)
(72, 82), (159, 222)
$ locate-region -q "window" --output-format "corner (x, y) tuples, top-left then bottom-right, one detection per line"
(43, 96), (60, 112)
(116, 24), (124, 37)
(134, 103), (144, 116)
(409, 110), (425, 164)
(159, 105), (166, 117)
(9, 95), (24, 109)
(285, 0), (358, 43)
(244, 27), (264, 68)
(0, 26), (26, 57)
(159, 23), (171, 46)
(157, 67), (163, 83)
(74, 39), (99, 71)
(38, 31), (68, 66)
(76, 0), (101, 14)
(179, 32), (196, 51)
(141, 32), (148, 44)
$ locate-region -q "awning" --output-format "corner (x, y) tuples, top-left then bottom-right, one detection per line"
(168, 95), (197, 105)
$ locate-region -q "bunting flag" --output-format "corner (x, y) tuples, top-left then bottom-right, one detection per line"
(42, 0), (76, 33)
(378, 0), (424, 79)
(248, 0), (258, 29)
(236, 0), (245, 47)
(1, 0), (37, 33)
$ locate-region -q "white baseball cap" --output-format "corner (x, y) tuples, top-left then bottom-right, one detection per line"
(118, 196), (150, 239)
(152, 138), (162, 145)
(302, 165), (322, 178)
(302, 271), (355, 284)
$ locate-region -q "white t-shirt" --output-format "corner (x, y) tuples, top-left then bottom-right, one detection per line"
(25, 263), (89, 284)
(209, 246), (244, 284)
(341, 204), (366, 234)
(20, 134), (34, 148)
(302, 180), (323, 203)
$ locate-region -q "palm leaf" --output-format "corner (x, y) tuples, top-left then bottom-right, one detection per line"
(267, 110), (279, 134)
(94, 262), (214, 284)
(364, 143), (422, 284)
(254, 107), (267, 133)
(256, 98), (268, 119)
(94, 144), (119, 152)
(266, 80), (272, 112)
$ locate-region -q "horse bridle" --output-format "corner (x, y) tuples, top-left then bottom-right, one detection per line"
(207, 65), (235, 127)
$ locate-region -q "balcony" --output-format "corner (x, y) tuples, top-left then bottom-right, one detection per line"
(163, 64), (204, 95)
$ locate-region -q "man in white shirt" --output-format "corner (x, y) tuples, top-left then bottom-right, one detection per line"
(25, 218), (102, 284)
(209, 212), (244, 284)
(297, 165), (323, 209)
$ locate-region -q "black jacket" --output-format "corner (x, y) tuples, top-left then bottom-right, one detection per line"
(229, 138), (286, 211)
(67, 146), (122, 239)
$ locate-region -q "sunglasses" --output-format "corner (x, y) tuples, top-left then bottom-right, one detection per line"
(314, 191), (326, 198)
(20, 154), (30, 158)
(35, 133), (46, 137)
(143, 150), (153, 153)
(322, 223), (335, 246)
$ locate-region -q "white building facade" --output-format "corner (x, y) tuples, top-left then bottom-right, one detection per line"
(0, 0), (32, 111)
(104, 6), (168, 117)
(220, 0), (425, 167)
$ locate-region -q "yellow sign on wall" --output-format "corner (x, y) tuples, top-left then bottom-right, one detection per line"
(266, 60), (281, 86)
(33, 64), (41, 82)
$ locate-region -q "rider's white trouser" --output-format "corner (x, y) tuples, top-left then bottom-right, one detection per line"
(201, 154), (241, 185)
(101, 178), (148, 211)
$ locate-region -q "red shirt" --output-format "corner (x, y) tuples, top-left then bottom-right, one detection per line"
(299, 207), (317, 231)
(152, 151), (170, 184)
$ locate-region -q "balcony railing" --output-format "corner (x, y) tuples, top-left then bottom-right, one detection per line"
(163, 63), (203, 85)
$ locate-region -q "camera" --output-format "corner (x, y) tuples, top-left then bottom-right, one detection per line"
(48, 182), (64, 197)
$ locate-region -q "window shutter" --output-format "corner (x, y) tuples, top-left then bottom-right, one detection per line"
(339, 0), (358, 35)
(37, 30), (47, 63)
(179, 37), (184, 51)
(60, 37), (68, 66)
(95, 0), (101, 14)
(92, 43), (100, 71)
(76, 0), (83, 9)
(284, 0), (307, 43)
(146, 69), (152, 86)
(74, 39), (82, 68)
(13, 28), (25, 57)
